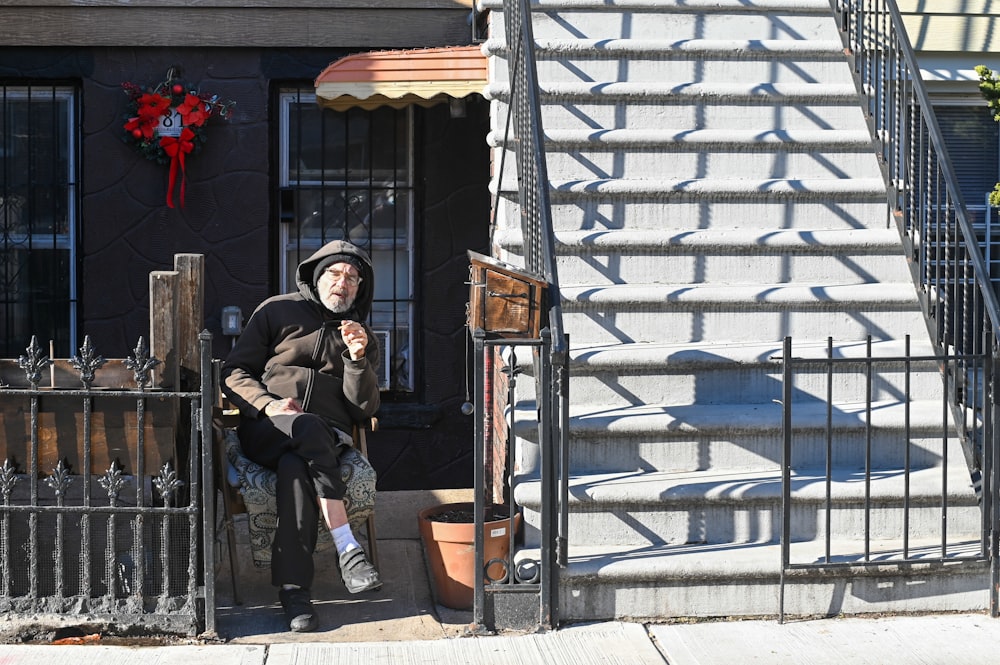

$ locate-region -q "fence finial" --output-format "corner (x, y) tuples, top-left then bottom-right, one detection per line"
(17, 335), (52, 389)
(124, 337), (161, 389)
(70, 335), (107, 389)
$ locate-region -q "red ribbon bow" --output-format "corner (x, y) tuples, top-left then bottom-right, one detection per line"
(160, 127), (195, 208)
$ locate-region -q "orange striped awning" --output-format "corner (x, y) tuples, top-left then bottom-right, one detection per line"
(315, 45), (487, 111)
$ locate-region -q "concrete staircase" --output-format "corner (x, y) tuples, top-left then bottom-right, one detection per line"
(482, 0), (987, 620)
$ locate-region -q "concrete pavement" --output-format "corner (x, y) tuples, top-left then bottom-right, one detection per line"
(5, 614), (1000, 664)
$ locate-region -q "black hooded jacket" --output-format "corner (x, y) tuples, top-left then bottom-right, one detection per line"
(220, 240), (380, 432)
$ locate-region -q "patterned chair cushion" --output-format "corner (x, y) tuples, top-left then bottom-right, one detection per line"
(223, 427), (376, 568)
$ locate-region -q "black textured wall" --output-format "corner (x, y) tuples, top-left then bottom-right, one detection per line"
(0, 47), (490, 490)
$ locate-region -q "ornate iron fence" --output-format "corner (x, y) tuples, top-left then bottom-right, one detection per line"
(0, 332), (215, 636)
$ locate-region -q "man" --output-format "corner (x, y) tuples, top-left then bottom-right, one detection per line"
(221, 239), (382, 633)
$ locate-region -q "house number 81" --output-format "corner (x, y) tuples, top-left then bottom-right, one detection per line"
(157, 108), (183, 138)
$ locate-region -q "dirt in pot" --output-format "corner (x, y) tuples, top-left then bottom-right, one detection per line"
(427, 506), (511, 523)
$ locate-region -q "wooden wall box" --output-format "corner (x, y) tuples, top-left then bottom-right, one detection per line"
(468, 251), (548, 339)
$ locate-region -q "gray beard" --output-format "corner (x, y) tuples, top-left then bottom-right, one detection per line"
(320, 292), (355, 314)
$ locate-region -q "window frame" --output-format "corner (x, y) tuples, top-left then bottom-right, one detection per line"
(276, 88), (416, 392)
(928, 94), (1000, 212)
(0, 83), (79, 357)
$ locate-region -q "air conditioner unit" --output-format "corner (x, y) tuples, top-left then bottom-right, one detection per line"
(373, 330), (391, 390)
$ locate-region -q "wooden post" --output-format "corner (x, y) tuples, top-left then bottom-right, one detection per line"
(174, 253), (205, 387)
(150, 270), (180, 390)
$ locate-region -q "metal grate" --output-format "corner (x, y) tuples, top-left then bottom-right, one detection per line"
(278, 90), (414, 391)
(0, 84), (79, 358)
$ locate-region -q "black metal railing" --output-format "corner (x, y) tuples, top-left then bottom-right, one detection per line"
(779, 0), (1000, 616)
(0, 332), (216, 635)
(778, 335), (991, 620)
(470, 0), (569, 632)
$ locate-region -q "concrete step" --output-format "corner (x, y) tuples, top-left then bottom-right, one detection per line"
(494, 228), (910, 285)
(480, 0), (835, 10)
(536, 177), (888, 200)
(511, 398), (961, 473)
(493, 197), (890, 236)
(486, 39), (854, 85)
(494, 131), (884, 181)
(562, 354), (946, 407)
(516, 540), (988, 620)
(527, 128), (876, 149)
(492, 179), (889, 242)
(557, 282), (925, 344)
(567, 338), (940, 368)
(519, 147), (884, 182)
(487, 38), (847, 59)
(500, 335), (947, 408)
(489, 9), (842, 41)
(513, 465), (978, 547)
(521, 198), (891, 233)
(559, 281), (920, 308)
(547, 427), (962, 477)
(564, 340), (942, 406)
(485, 81), (871, 131)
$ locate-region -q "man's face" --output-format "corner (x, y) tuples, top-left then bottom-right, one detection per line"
(317, 261), (361, 314)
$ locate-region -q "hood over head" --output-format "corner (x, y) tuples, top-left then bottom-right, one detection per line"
(296, 240), (375, 320)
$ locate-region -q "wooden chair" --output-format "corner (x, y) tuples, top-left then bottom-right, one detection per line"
(214, 410), (379, 604)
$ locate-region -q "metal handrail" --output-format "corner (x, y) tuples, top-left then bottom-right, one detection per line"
(504, 0), (571, 581)
(834, 0), (1000, 615)
(469, 0), (569, 632)
(836, 0), (1000, 332)
(502, 0), (567, 358)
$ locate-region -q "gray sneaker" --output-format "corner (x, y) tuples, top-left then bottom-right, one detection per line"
(339, 548), (382, 594)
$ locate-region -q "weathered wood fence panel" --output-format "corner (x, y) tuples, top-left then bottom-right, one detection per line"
(0, 254), (216, 638)
(0, 360), (177, 476)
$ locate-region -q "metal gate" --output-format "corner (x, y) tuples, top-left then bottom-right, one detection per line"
(777, 336), (994, 621)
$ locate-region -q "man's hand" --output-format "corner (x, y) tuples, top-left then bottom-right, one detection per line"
(264, 397), (304, 416)
(339, 320), (368, 361)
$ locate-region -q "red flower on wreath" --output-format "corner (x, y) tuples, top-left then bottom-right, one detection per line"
(176, 94), (210, 128)
(121, 72), (235, 208)
(125, 92), (172, 141)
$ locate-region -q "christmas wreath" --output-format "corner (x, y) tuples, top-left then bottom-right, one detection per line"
(122, 70), (235, 208)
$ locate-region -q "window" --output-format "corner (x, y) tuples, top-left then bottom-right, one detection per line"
(929, 100), (1000, 284)
(932, 100), (1000, 220)
(0, 84), (78, 357)
(278, 89), (414, 391)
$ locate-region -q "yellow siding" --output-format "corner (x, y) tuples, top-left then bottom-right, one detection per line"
(897, 0), (1000, 14)
(901, 14), (1000, 53)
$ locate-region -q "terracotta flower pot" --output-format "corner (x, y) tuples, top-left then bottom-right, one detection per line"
(417, 501), (522, 610)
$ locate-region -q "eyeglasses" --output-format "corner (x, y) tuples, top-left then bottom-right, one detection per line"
(323, 268), (362, 287)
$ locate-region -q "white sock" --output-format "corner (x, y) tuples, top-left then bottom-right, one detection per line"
(281, 583), (300, 591)
(331, 523), (361, 555)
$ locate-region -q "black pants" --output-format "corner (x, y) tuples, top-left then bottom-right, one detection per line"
(237, 412), (348, 588)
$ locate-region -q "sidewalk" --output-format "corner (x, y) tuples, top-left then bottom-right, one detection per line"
(650, 613), (1000, 664)
(4, 614), (1000, 664)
